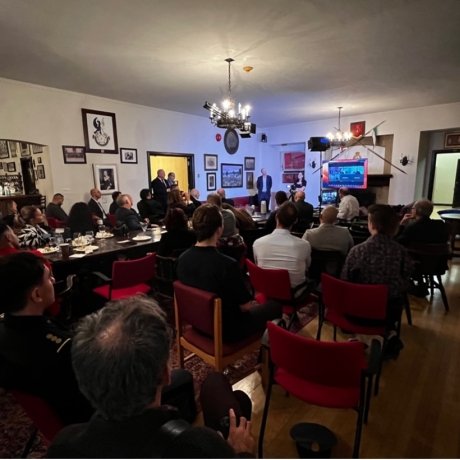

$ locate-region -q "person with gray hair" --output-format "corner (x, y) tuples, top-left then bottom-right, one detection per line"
(48, 296), (254, 458)
(303, 205), (354, 256)
(207, 192), (237, 238)
(114, 193), (146, 230)
(337, 187), (359, 221)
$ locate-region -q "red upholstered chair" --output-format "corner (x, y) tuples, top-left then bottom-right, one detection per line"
(258, 322), (370, 459)
(92, 252), (156, 300)
(107, 213), (117, 228)
(11, 389), (64, 457)
(173, 280), (261, 372)
(46, 217), (66, 229)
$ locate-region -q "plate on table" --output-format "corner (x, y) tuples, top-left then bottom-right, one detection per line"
(73, 245), (99, 253)
(95, 232), (113, 239)
(132, 235), (152, 242)
(37, 247), (59, 254)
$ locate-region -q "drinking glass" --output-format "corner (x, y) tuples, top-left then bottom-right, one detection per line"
(48, 237), (57, 248)
(85, 231), (94, 244)
(140, 222), (148, 233)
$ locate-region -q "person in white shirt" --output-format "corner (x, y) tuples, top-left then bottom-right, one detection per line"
(253, 202), (311, 290)
(337, 187), (360, 221)
(303, 206), (354, 256)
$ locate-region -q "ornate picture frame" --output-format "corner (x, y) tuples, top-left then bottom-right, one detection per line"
(120, 148), (138, 164)
(246, 172), (254, 189)
(37, 164), (45, 179)
(445, 132), (460, 149)
(207, 172), (216, 191)
(93, 164), (119, 194)
(221, 163), (243, 188)
(82, 108), (118, 154)
(244, 156), (255, 170)
(62, 145), (87, 164)
(204, 154), (218, 171)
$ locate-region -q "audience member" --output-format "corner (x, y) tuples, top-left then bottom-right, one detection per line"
(0, 252), (93, 424)
(0, 199), (21, 229)
(137, 188), (165, 224)
(264, 191), (289, 232)
(48, 296), (254, 458)
(157, 208), (196, 257)
(176, 204), (281, 342)
(189, 188), (202, 212)
(292, 190), (314, 233)
(253, 202), (311, 295)
(337, 187), (360, 221)
(115, 194), (145, 230)
(168, 189), (194, 218)
(222, 203), (256, 231)
(207, 193), (237, 238)
(18, 205), (51, 249)
(151, 169), (169, 211)
(109, 191), (121, 215)
(217, 188), (234, 206)
(256, 168), (272, 211)
(0, 222), (22, 256)
(87, 188), (107, 221)
(303, 205), (354, 255)
(45, 193), (69, 223)
(68, 202), (96, 236)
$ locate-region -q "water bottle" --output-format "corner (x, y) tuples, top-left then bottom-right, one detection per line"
(261, 200), (267, 214)
(55, 228), (65, 246)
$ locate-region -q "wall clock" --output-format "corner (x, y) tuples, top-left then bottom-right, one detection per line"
(224, 128), (239, 154)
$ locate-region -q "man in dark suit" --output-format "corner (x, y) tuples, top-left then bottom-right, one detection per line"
(189, 188), (202, 212)
(256, 168), (272, 211)
(292, 190), (314, 233)
(216, 188), (234, 206)
(87, 188), (107, 221)
(151, 169), (169, 211)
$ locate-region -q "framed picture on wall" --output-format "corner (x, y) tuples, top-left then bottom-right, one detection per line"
(244, 156), (255, 170)
(20, 142), (30, 157)
(0, 140), (9, 159)
(8, 141), (18, 157)
(120, 148), (138, 164)
(207, 172), (216, 191)
(37, 164), (45, 179)
(6, 162), (16, 172)
(221, 163), (243, 188)
(350, 121), (366, 138)
(32, 144), (43, 154)
(62, 145), (87, 164)
(82, 108), (118, 153)
(444, 132), (460, 148)
(93, 164), (119, 193)
(246, 172), (254, 189)
(204, 154), (218, 171)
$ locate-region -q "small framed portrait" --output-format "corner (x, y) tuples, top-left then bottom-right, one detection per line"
(20, 142), (30, 157)
(207, 172), (216, 191)
(82, 108), (118, 154)
(246, 172), (254, 189)
(204, 154), (218, 171)
(120, 147), (138, 164)
(0, 140), (9, 159)
(93, 164), (119, 194)
(62, 145), (87, 164)
(8, 141), (18, 157)
(221, 163), (243, 188)
(444, 132), (460, 149)
(244, 156), (255, 171)
(38, 157), (42, 164)
(32, 144), (43, 154)
(6, 162), (16, 172)
(350, 121), (366, 138)
(37, 164), (46, 179)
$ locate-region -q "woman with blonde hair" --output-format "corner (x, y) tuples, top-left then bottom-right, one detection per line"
(18, 205), (51, 248)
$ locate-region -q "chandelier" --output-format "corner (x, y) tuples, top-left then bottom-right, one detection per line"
(203, 58), (255, 137)
(327, 106), (352, 146)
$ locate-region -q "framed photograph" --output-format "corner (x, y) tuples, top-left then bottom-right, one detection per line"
(120, 147), (138, 164)
(207, 172), (216, 191)
(93, 164), (119, 193)
(32, 144), (43, 154)
(37, 164), (45, 179)
(20, 142), (30, 157)
(38, 157), (42, 164)
(82, 108), (118, 153)
(282, 151), (305, 171)
(8, 141), (18, 157)
(350, 121), (366, 138)
(204, 154), (218, 171)
(6, 162), (16, 172)
(246, 172), (254, 189)
(244, 156), (255, 171)
(445, 132), (460, 149)
(221, 163), (243, 188)
(0, 140), (9, 159)
(62, 145), (87, 164)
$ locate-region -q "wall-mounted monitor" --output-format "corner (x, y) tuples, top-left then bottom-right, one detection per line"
(322, 159), (368, 189)
(320, 189), (338, 205)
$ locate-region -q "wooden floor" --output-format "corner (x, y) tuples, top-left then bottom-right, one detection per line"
(231, 258), (460, 458)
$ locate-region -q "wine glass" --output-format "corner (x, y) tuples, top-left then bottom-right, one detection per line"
(85, 231), (94, 244)
(140, 222), (148, 234)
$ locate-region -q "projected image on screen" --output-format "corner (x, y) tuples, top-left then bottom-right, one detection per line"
(322, 159), (368, 189)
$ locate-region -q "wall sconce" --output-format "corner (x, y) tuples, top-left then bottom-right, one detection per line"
(400, 155), (413, 166)
(309, 159), (317, 169)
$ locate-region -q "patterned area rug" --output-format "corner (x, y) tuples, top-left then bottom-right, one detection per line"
(0, 302), (318, 458)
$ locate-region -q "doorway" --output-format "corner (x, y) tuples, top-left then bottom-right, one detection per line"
(20, 157), (37, 194)
(428, 150), (460, 205)
(147, 152), (195, 192)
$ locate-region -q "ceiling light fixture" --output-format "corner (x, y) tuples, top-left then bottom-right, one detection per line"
(327, 106), (352, 146)
(203, 58), (256, 138)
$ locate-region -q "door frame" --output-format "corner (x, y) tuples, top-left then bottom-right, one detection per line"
(428, 149), (460, 203)
(147, 151), (195, 190)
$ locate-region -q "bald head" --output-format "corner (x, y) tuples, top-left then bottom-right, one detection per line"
(414, 199), (433, 218)
(90, 188), (101, 199)
(216, 188), (226, 198)
(321, 205), (339, 224)
(294, 191), (305, 202)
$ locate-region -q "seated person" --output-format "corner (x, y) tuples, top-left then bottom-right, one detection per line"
(0, 222), (22, 257)
(0, 252), (93, 424)
(264, 191), (289, 233)
(303, 205), (354, 256)
(137, 188), (165, 224)
(337, 187), (360, 221)
(48, 296), (254, 458)
(68, 202), (97, 236)
(115, 194), (146, 231)
(176, 204), (282, 342)
(45, 193), (69, 223)
(207, 193), (237, 238)
(217, 188), (234, 206)
(0, 199), (22, 229)
(168, 189), (195, 218)
(157, 208), (196, 257)
(189, 188), (202, 212)
(109, 191), (121, 215)
(292, 190), (314, 233)
(18, 205), (51, 249)
(222, 203), (255, 231)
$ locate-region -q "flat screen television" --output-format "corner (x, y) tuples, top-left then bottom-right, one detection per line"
(322, 159), (368, 189)
(320, 189), (338, 205)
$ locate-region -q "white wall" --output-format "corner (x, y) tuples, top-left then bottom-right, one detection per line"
(262, 102), (460, 205)
(0, 78), (258, 213)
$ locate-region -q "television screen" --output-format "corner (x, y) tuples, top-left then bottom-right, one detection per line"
(322, 159), (368, 189)
(320, 189), (338, 205)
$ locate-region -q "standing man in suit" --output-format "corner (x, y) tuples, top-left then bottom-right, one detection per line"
(87, 188), (107, 221)
(150, 169), (169, 212)
(256, 168), (272, 211)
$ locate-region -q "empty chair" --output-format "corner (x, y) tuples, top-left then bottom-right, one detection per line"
(46, 217), (66, 229)
(173, 280), (261, 372)
(258, 322), (372, 459)
(92, 252), (156, 301)
(309, 248), (345, 286)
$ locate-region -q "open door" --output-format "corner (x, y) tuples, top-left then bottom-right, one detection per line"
(147, 152), (195, 192)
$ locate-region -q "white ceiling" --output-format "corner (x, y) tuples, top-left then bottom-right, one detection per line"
(1, 0), (460, 127)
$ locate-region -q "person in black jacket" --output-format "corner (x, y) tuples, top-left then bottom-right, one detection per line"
(137, 188), (165, 224)
(157, 208), (196, 257)
(48, 296), (254, 458)
(115, 194), (146, 231)
(292, 190), (314, 233)
(108, 191), (121, 215)
(151, 169), (169, 211)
